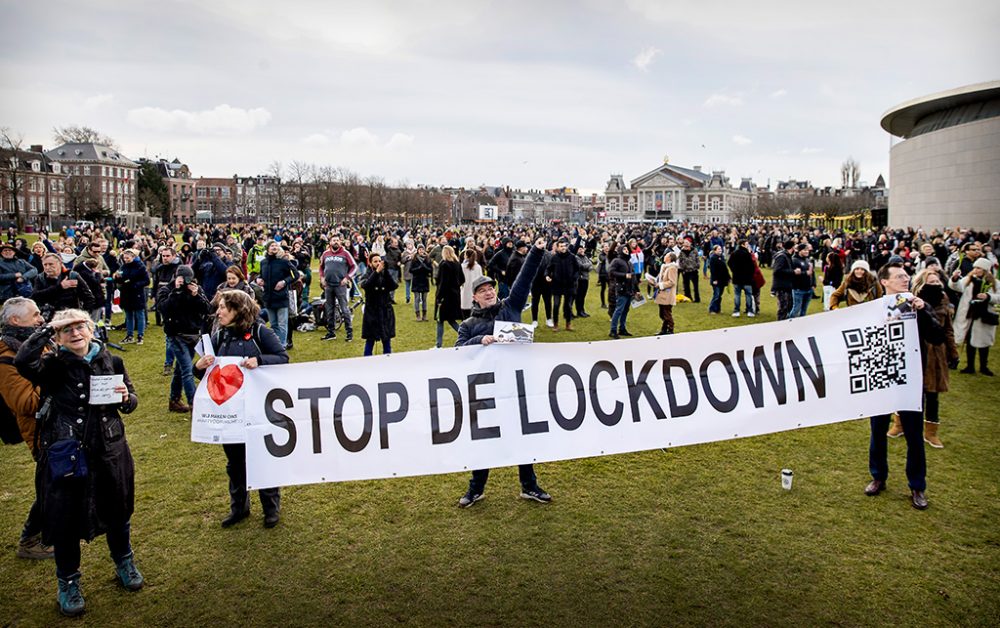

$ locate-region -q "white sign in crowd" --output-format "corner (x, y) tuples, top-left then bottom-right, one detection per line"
(191, 296), (924, 490)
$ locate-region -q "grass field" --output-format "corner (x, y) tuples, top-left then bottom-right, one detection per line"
(1, 266), (998, 627)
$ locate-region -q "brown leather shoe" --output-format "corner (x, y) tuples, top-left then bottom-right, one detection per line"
(168, 399), (191, 413)
(864, 479), (886, 496)
(911, 490), (928, 510)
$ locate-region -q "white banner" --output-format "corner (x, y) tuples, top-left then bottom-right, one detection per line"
(210, 296), (922, 489)
(192, 357), (249, 444)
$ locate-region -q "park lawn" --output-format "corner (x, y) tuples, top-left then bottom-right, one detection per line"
(0, 261), (998, 627)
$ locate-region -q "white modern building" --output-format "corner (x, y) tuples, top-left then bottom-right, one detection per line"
(881, 80), (1000, 230)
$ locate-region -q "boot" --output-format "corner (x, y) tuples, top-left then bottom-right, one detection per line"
(114, 552), (144, 591)
(886, 414), (904, 438)
(980, 348), (993, 376)
(565, 321), (573, 331)
(923, 421), (943, 449)
(16, 533), (54, 559)
(960, 345), (976, 373)
(57, 574), (85, 617)
(168, 398), (191, 413)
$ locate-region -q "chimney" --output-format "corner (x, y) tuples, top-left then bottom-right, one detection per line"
(693, 165), (702, 172)
(30, 144), (43, 153)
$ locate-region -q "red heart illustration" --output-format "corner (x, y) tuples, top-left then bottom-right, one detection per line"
(207, 364), (244, 406)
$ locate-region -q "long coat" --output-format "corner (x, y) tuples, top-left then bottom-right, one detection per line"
(921, 297), (958, 393)
(949, 274), (999, 348)
(116, 258), (150, 312)
(409, 256), (433, 293)
(653, 262), (679, 306)
(460, 263), (484, 311)
(15, 331), (138, 545)
(435, 260), (464, 322)
(361, 270), (398, 341)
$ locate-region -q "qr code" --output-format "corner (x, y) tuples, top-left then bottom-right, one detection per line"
(843, 322), (907, 393)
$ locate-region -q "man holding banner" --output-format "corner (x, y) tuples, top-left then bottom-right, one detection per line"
(865, 262), (945, 510)
(455, 236), (551, 507)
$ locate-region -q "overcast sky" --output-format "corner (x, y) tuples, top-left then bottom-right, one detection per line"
(2, 0), (997, 194)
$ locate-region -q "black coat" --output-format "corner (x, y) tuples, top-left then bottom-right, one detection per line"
(546, 251), (578, 295)
(259, 254), (298, 309)
(15, 330), (138, 545)
(727, 247), (755, 286)
(194, 322), (289, 381)
(409, 256), (433, 293)
(32, 269), (97, 318)
(116, 259), (150, 311)
(506, 251), (526, 285)
(772, 250), (795, 290)
(158, 283), (211, 336)
(361, 270), (398, 340)
(435, 260), (464, 321)
(709, 254), (730, 286)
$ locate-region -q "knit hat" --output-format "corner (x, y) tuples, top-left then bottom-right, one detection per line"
(850, 260), (870, 272)
(973, 258), (994, 272)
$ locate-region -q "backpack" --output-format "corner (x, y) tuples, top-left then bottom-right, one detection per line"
(0, 356), (24, 445)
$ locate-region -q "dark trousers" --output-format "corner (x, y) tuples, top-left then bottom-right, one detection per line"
(682, 271), (700, 302)
(598, 278), (608, 307)
(552, 292), (574, 325)
(658, 304), (674, 334)
(222, 443), (280, 516)
(364, 338), (392, 356)
(869, 411), (926, 491)
(55, 521), (131, 580)
(924, 392), (940, 423)
(21, 498), (41, 541)
(776, 289), (793, 320)
(469, 465), (537, 494)
(530, 286), (551, 322)
(575, 279), (589, 315)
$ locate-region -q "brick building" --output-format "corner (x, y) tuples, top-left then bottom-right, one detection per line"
(45, 143), (138, 219)
(1, 144), (67, 228)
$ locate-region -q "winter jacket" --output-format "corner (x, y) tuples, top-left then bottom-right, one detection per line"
(361, 270), (398, 341)
(115, 259), (150, 312)
(456, 246), (543, 346)
(918, 293), (957, 393)
(157, 283), (212, 337)
(546, 251), (579, 295)
(789, 254), (813, 290)
(653, 262), (679, 306)
(246, 244), (267, 276)
(0, 327), (45, 454)
(609, 256), (635, 294)
(15, 331), (138, 545)
(73, 263), (106, 305)
(435, 260), (465, 321)
(194, 322), (289, 381)
(677, 247), (699, 274)
(949, 273), (999, 348)
(771, 250), (795, 291)
(0, 256), (39, 302)
(259, 254), (299, 310)
(409, 256), (433, 293)
(506, 251), (526, 286)
(32, 269), (97, 319)
(194, 249), (229, 300)
(829, 273), (882, 308)
(709, 253), (730, 287)
(727, 247), (755, 286)
(460, 263), (485, 311)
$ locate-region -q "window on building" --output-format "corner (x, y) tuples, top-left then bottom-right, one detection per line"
(102, 166), (108, 177)
(30, 197), (37, 212)
(31, 161), (40, 172)
(83, 166), (90, 175)
(712, 199), (720, 211)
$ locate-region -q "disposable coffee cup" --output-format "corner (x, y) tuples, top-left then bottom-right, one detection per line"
(781, 469), (793, 490)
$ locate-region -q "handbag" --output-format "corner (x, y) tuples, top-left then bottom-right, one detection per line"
(981, 310), (999, 327)
(47, 439), (89, 480)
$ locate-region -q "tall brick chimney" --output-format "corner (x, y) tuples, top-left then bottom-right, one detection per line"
(30, 144), (44, 153)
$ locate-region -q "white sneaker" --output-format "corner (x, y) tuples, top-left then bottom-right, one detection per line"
(747, 312), (756, 318)
(731, 312), (740, 318)
(546, 319), (554, 328)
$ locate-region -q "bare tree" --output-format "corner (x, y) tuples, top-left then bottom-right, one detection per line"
(0, 127), (27, 231)
(267, 161), (284, 224)
(52, 125), (118, 148)
(64, 174), (102, 220)
(841, 157), (860, 189)
(288, 160), (313, 225)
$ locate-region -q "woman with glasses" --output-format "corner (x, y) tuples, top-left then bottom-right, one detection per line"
(15, 309), (142, 617)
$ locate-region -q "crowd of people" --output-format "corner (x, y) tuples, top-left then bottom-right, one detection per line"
(0, 218), (997, 616)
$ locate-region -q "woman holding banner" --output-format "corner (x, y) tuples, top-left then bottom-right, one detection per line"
(15, 309), (142, 617)
(194, 290), (288, 529)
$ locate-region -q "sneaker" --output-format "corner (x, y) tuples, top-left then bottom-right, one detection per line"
(619, 330), (633, 337)
(136, 336), (144, 346)
(345, 331), (353, 342)
(322, 332), (336, 341)
(609, 332), (619, 339)
(161, 364), (172, 376)
(520, 487), (552, 503)
(121, 336), (134, 344)
(747, 312), (756, 318)
(732, 312), (740, 317)
(545, 319), (554, 328)
(458, 490), (484, 508)
(114, 553), (144, 591)
(17, 534), (54, 560)
(57, 575), (85, 617)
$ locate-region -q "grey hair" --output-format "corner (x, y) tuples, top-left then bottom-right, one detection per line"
(0, 297), (37, 325)
(50, 308), (96, 332)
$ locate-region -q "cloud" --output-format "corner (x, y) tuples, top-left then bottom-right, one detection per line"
(127, 104), (272, 134)
(83, 93), (114, 109)
(385, 133), (414, 150)
(632, 46), (661, 71)
(770, 88), (787, 98)
(704, 92), (743, 107)
(339, 127), (379, 148)
(732, 134), (752, 146)
(801, 147), (824, 154)
(301, 133), (330, 146)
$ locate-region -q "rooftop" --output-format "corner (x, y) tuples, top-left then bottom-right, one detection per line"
(880, 80), (1000, 138)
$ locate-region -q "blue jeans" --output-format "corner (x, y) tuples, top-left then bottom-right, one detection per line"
(732, 284), (753, 313)
(436, 320), (460, 348)
(364, 338), (392, 356)
(791, 289), (812, 318)
(869, 412), (926, 490)
(708, 284), (724, 313)
(124, 309), (146, 338)
(610, 295), (630, 334)
(168, 336), (196, 403)
(388, 269), (399, 300)
(265, 307), (288, 345)
(164, 335), (175, 368)
(404, 279), (412, 303)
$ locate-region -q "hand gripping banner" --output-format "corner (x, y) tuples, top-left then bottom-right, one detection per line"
(224, 295), (923, 490)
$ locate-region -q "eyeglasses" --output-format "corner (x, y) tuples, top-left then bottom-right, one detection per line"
(57, 322), (90, 335)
